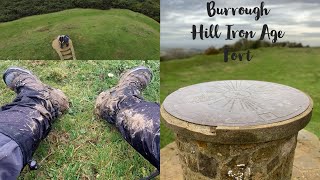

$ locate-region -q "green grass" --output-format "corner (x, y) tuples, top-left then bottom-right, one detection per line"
(160, 47), (320, 148)
(0, 60), (159, 179)
(0, 9), (159, 60)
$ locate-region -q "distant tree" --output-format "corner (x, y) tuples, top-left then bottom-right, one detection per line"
(0, 0), (160, 22)
(204, 46), (219, 55)
(251, 40), (260, 49)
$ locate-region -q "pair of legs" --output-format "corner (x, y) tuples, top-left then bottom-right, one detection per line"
(0, 66), (159, 179)
(58, 35), (70, 49)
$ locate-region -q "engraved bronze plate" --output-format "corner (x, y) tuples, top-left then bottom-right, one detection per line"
(163, 80), (310, 126)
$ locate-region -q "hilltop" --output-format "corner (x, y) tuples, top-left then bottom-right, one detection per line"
(0, 9), (159, 60)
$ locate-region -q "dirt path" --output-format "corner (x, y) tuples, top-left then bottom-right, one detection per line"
(160, 129), (320, 180)
(52, 39), (76, 60)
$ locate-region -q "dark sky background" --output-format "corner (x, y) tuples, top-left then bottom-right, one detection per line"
(161, 0), (320, 49)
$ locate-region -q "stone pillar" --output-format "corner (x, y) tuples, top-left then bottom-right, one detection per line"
(161, 80), (313, 180)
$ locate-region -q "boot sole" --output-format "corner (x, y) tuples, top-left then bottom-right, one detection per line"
(3, 67), (34, 86)
(120, 66), (152, 83)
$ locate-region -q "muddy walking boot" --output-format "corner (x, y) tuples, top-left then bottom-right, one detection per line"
(95, 66), (160, 171)
(0, 67), (69, 178)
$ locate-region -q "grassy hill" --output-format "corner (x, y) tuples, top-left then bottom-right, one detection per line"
(0, 60), (159, 179)
(0, 9), (159, 60)
(161, 47), (320, 148)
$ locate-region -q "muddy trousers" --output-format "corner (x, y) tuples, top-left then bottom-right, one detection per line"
(0, 92), (160, 179)
(0, 102), (161, 179)
(113, 101), (160, 170)
(0, 133), (23, 179)
(0, 87), (54, 179)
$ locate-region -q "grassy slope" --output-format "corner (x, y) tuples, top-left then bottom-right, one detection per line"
(161, 47), (320, 148)
(0, 9), (159, 60)
(0, 60), (159, 179)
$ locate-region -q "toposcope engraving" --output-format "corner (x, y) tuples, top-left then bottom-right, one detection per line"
(163, 80), (310, 126)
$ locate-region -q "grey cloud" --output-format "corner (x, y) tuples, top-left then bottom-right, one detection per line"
(302, 32), (320, 36)
(305, 21), (320, 28)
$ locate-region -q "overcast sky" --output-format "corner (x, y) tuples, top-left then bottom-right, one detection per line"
(161, 0), (320, 49)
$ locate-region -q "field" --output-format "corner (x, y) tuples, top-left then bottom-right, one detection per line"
(0, 60), (159, 179)
(0, 9), (159, 60)
(161, 47), (320, 148)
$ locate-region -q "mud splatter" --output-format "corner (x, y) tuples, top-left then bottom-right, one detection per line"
(26, 121), (37, 133)
(119, 109), (154, 138)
